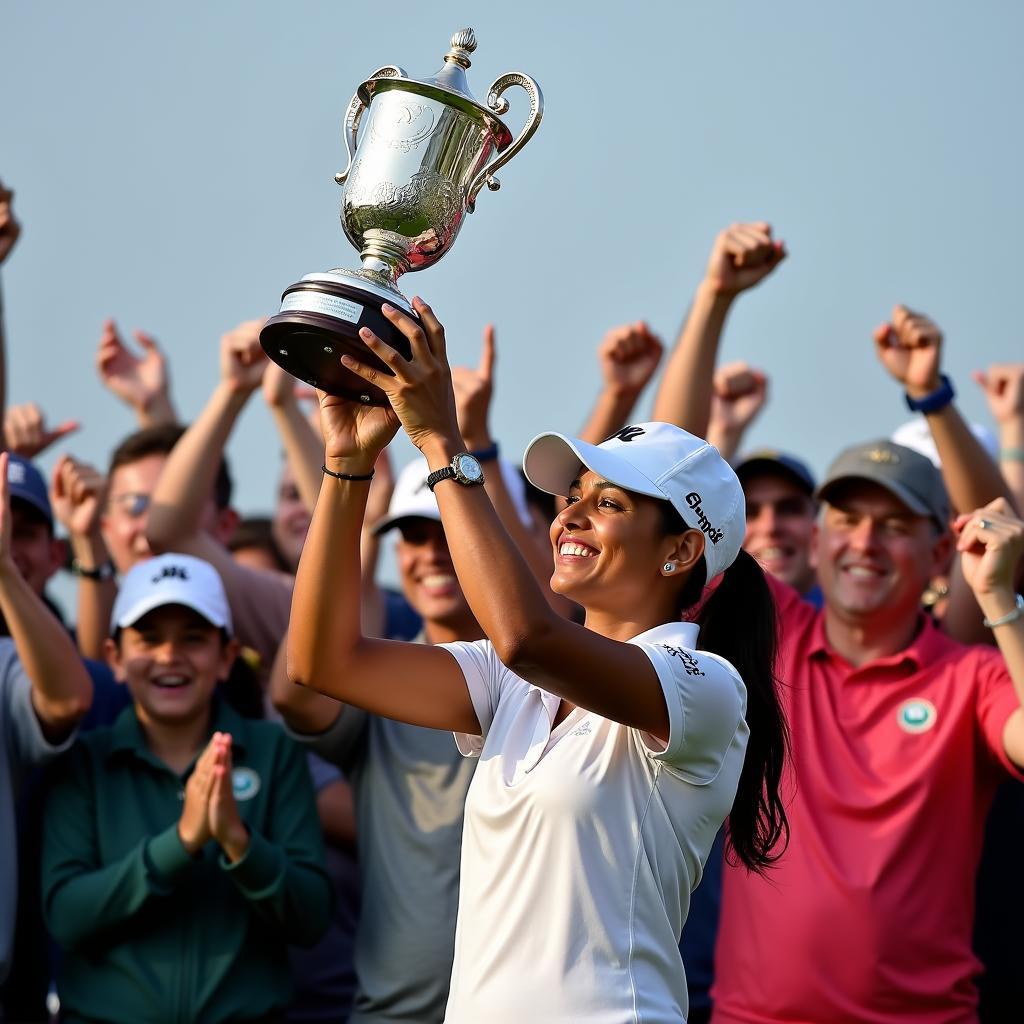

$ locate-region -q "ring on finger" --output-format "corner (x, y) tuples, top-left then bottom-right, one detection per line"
(977, 518), (993, 530)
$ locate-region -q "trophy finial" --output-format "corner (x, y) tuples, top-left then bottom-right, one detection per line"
(445, 28), (477, 68)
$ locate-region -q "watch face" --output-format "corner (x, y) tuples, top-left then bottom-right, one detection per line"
(454, 454), (484, 484)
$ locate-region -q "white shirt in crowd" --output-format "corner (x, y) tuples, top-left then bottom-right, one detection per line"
(439, 620), (749, 1024)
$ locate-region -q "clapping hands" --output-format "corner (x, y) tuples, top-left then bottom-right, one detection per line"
(177, 732), (250, 862)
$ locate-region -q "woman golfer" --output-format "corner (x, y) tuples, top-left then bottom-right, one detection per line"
(288, 298), (789, 1023)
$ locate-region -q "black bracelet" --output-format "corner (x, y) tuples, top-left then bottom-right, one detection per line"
(71, 558), (116, 581)
(322, 464), (375, 482)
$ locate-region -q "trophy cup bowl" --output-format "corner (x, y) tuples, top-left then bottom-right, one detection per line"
(261, 28), (543, 405)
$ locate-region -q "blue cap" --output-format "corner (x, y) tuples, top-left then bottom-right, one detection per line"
(734, 448), (816, 496)
(7, 454), (53, 526)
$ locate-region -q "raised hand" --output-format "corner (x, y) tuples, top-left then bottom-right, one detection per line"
(954, 498), (1024, 604)
(704, 222), (786, 298)
(598, 322), (663, 396)
(207, 733), (250, 862)
(341, 298), (460, 456)
(3, 403), (79, 458)
(96, 319), (175, 424)
(0, 182), (21, 265)
(973, 364), (1024, 425)
(261, 359), (300, 410)
(50, 455), (105, 539)
(451, 323), (496, 450)
(710, 361), (769, 434)
(220, 319), (270, 395)
(177, 737), (220, 855)
(873, 305), (943, 399)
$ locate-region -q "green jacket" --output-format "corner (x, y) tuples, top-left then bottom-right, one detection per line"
(42, 699), (331, 1024)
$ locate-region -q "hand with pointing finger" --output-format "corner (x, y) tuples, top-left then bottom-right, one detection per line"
(3, 403), (79, 459)
(452, 324), (496, 451)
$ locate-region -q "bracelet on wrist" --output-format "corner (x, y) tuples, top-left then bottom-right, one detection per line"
(904, 374), (955, 414)
(982, 592), (1024, 629)
(322, 464), (375, 482)
(71, 558), (116, 582)
(999, 447), (1024, 463)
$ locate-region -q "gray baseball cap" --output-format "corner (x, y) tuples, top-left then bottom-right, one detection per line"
(816, 439), (950, 529)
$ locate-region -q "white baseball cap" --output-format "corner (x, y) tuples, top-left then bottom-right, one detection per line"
(891, 416), (998, 469)
(373, 455), (532, 536)
(111, 553), (233, 635)
(523, 422), (745, 582)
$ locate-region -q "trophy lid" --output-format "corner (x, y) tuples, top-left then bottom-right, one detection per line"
(357, 29), (514, 151)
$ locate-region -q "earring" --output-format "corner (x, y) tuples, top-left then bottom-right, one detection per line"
(663, 562), (675, 573)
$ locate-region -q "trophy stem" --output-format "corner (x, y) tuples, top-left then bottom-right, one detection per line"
(359, 228), (412, 288)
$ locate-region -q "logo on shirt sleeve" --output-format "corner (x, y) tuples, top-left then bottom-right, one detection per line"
(660, 645), (705, 676)
(231, 767), (261, 800)
(897, 698), (937, 734)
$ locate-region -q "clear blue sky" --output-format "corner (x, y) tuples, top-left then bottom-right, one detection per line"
(4, 0), (1023, 524)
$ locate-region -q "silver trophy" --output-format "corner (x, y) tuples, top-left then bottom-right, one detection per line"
(261, 28), (543, 404)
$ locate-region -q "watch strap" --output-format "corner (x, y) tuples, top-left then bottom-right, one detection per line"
(72, 558), (116, 581)
(426, 466), (456, 492)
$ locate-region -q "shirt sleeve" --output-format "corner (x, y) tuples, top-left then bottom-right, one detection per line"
(221, 729), (333, 948)
(974, 647), (1024, 780)
(2, 649), (77, 773)
(437, 639), (504, 757)
(631, 642), (747, 783)
(42, 742), (194, 951)
(283, 705), (368, 775)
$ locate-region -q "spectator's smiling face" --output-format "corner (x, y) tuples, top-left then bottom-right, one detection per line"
(10, 499), (63, 596)
(102, 454), (225, 574)
(107, 605), (236, 725)
(396, 518), (471, 626)
(816, 481), (949, 622)
(272, 464), (310, 572)
(742, 472), (816, 592)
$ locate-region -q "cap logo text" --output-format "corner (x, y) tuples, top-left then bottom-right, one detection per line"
(152, 564), (190, 584)
(685, 491), (724, 545)
(608, 425), (645, 443)
(864, 448), (900, 464)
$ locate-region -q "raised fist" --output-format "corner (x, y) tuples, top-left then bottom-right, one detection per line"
(597, 322), (663, 396)
(220, 319), (270, 394)
(709, 361), (769, 434)
(873, 305), (943, 399)
(973, 363), (1024, 425)
(704, 222), (786, 298)
(50, 455), (105, 539)
(0, 183), (21, 265)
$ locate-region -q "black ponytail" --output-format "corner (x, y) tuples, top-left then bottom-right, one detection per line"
(663, 507), (790, 874)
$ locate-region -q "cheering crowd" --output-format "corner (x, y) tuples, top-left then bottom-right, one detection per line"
(1, 178), (1024, 1024)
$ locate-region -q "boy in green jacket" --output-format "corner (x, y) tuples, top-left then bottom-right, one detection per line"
(42, 553), (331, 1024)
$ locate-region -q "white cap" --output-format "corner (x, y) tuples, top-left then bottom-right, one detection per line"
(523, 422), (745, 582)
(891, 416), (999, 469)
(111, 553), (233, 635)
(373, 455), (532, 535)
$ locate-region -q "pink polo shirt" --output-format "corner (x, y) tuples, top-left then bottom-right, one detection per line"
(712, 578), (1022, 1024)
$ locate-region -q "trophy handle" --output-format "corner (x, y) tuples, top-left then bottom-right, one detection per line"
(334, 65), (407, 186)
(467, 72), (545, 209)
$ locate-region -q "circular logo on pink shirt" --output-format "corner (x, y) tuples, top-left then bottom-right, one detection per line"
(897, 698), (937, 734)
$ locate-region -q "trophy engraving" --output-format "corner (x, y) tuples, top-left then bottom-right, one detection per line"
(261, 28), (544, 404)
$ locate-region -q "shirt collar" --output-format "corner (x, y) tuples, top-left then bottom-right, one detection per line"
(108, 696), (249, 766)
(810, 610), (947, 672)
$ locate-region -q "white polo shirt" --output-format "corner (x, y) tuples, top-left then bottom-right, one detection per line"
(439, 621), (749, 1024)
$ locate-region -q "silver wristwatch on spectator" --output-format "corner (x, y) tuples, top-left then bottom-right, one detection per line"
(426, 453), (486, 492)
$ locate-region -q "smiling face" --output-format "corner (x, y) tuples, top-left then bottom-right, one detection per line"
(816, 481), (950, 625)
(106, 605), (237, 727)
(396, 517), (473, 628)
(742, 471), (817, 592)
(11, 500), (63, 597)
(272, 463), (311, 572)
(549, 471), (703, 618)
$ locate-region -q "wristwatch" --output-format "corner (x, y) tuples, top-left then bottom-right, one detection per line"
(426, 453), (486, 492)
(71, 558), (116, 581)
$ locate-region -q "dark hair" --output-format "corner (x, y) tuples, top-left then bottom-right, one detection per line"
(227, 516), (291, 573)
(108, 423), (233, 510)
(663, 503), (790, 874)
(518, 467), (559, 522)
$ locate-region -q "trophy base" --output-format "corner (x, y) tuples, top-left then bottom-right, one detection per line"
(260, 275), (416, 405)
